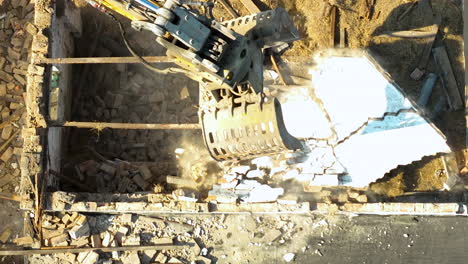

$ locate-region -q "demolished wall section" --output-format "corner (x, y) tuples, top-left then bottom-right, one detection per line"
(20, 0), (52, 210)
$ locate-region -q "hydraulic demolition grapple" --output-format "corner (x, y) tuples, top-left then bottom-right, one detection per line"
(85, 0), (302, 161)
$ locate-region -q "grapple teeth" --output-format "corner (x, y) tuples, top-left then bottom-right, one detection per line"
(201, 98), (302, 161)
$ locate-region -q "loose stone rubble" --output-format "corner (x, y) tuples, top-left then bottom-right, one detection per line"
(0, 0), (37, 197)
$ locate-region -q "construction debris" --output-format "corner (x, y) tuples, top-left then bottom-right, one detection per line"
(378, 29), (437, 38)
(68, 159), (159, 193)
(432, 45), (464, 110)
(410, 23), (439, 80)
(416, 73), (438, 107)
(283, 253), (295, 262)
(278, 51), (452, 187)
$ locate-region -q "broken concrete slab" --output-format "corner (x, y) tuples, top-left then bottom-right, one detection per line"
(278, 51), (451, 187)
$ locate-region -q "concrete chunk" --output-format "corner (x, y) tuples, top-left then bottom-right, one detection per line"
(122, 235), (140, 246)
(115, 226), (129, 245)
(168, 257), (183, 263)
(13, 236), (34, 246)
(0, 57), (5, 70)
(99, 163), (116, 176)
(166, 175), (197, 187)
(139, 165), (152, 180)
(82, 251), (99, 264)
(91, 234), (102, 248)
(1, 147), (14, 163)
(13, 74), (26, 85)
(1, 126), (13, 140)
(7, 47), (21, 60)
(77, 252), (89, 263)
(25, 22), (38, 35)
(152, 237), (173, 245)
(132, 174), (149, 190)
(141, 249), (157, 264)
(101, 231), (113, 247)
(70, 236), (89, 247)
(56, 253), (77, 263)
(43, 229), (65, 240)
(121, 252), (141, 264)
(0, 228), (12, 243)
(0, 71), (14, 82)
(155, 253), (167, 263)
(69, 222), (90, 239)
(49, 233), (69, 247)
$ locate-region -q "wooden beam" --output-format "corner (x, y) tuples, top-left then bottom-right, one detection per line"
(330, 5), (337, 47)
(239, 0), (261, 13)
(416, 24), (439, 69)
(270, 55), (286, 85)
(378, 30), (437, 38)
(433, 45), (463, 110)
(37, 56), (173, 64)
(0, 192), (22, 202)
(61, 121), (201, 130)
(0, 244), (189, 256)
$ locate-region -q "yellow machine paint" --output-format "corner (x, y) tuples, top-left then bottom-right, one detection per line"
(101, 0), (200, 71)
(99, 0), (148, 21)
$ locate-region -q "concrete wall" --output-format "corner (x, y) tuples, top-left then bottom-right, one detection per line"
(47, 0), (82, 182)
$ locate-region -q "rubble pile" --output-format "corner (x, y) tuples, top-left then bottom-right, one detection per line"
(199, 155), (369, 205)
(75, 64), (200, 162)
(30, 211), (319, 264)
(65, 153), (371, 206)
(0, 0), (36, 193)
(68, 159), (165, 193)
(32, 212), (229, 264)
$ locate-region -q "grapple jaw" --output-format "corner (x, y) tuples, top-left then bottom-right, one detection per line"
(200, 97), (302, 161)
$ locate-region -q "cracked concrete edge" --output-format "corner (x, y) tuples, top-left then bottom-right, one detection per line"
(333, 108), (417, 146)
(315, 202), (468, 216)
(43, 190), (468, 216)
(361, 50), (449, 143)
(282, 50), (455, 187)
(44, 191), (311, 214)
(303, 49), (449, 145)
(19, 0), (53, 211)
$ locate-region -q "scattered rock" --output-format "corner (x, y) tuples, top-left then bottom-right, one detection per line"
(283, 253), (295, 262)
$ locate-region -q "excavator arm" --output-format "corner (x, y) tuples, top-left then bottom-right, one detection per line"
(85, 0), (302, 161)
